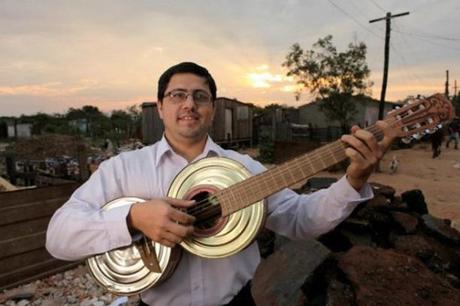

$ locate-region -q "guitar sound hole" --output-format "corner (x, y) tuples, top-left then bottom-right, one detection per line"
(188, 191), (221, 230)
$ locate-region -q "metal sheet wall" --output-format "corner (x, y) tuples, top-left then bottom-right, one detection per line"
(0, 183), (80, 290)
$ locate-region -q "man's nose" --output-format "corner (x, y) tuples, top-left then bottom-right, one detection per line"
(182, 94), (197, 108)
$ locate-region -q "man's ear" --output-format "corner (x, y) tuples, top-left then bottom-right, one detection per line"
(157, 101), (164, 119)
(211, 101), (216, 121)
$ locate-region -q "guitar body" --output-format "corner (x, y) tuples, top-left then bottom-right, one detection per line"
(87, 157), (266, 295)
(172, 157), (266, 258)
(86, 197), (182, 295)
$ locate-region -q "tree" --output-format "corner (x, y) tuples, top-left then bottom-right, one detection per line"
(283, 35), (372, 131)
(65, 105), (110, 138)
(110, 110), (132, 140)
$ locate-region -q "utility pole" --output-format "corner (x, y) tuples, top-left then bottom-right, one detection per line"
(445, 70), (450, 98)
(370, 11), (410, 120)
(454, 80), (458, 97)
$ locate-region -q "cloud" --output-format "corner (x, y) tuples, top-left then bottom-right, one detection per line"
(0, 79), (100, 97)
(246, 65), (294, 89)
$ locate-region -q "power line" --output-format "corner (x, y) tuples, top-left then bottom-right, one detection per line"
(327, 0), (383, 39)
(395, 30), (460, 52)
(368, 0), (386, 13)
(392, 28), (460, 43)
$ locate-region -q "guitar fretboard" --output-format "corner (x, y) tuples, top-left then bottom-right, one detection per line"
(216, 125), (384, 216)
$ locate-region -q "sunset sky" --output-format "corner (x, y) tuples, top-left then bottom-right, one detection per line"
(1, 0), (459, 116)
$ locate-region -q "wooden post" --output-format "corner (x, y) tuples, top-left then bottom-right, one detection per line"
(370, 11), (410, 119)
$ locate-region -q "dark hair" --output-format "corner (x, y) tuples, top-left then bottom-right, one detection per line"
(157, 62), (217, 102)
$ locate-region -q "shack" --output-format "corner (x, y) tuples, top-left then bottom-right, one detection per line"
(211, 97), (253, 147)
(141, 102), (164, 145)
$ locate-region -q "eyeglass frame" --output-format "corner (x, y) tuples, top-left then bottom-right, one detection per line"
(163, 89), (214, 106)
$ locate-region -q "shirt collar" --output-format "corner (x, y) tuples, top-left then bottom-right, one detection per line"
(155, 134), (222, 166)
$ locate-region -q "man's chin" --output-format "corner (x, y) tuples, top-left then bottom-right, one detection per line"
(178, 129), (207, 140)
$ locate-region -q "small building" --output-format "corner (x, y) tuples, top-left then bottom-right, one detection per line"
(141, 102), (164, 145)
(298, 95), (399, 128)
(211, 97), (253, 147)
(68, 118), (88, 134)
(6, 120), (33, 138)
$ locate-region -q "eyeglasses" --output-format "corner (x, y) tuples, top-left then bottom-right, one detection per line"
(164, 89), (213, 106)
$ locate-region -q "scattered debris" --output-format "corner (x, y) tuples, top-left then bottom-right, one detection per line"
(0, 265), (139, 306)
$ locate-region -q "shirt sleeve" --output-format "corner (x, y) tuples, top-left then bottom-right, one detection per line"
(265, 175), (373, 240)
(46, 158), (134, 261)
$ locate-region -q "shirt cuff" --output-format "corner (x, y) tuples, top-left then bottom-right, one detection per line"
(333, 175), (374, 205)
(102, 203), (135, 250)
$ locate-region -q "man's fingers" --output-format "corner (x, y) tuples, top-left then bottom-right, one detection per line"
(161, 231), (184, 245)
(166, 197), (196, 208)
(341, 134), (372, 160)
(168, 206), (196, 225)
(167, 222), (195, 238)
(354, 129), (381, 156)
(376, 120), (397, 153)
(156, 224), (194, 247)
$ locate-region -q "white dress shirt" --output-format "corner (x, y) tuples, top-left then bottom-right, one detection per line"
(46, 136), (373, 306)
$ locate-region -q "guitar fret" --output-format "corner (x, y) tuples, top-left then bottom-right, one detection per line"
(287, 162), (297, 184)
(328, 144), (339, 163)
(306, 156), (316, 173)
(298, 159), (307, 177)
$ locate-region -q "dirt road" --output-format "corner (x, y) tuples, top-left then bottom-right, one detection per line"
(314, 143), (460, 229)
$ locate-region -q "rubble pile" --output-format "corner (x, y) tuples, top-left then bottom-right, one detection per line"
(0, 265), (139, 306)
(309, 183), (460, 305)
(254, 182), (460, 305)
(9, 135), (88, 160)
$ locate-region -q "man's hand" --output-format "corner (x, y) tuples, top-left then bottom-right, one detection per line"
(341, 121), (397, 191)
(128, 198), (196, 248)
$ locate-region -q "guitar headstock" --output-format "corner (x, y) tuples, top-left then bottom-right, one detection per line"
(386, 93), (456, 141)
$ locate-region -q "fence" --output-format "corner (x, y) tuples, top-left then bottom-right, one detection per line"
(0, 183), (80, 290)
(261, 123), (344, 143)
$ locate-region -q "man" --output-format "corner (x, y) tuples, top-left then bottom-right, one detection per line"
(446, 119), (459, 149)
(46, 62), (396, 306)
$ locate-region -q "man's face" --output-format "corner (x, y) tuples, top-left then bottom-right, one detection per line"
(158, 73), (215, 143)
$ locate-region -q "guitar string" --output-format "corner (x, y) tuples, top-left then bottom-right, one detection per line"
(187, 120), (394, 221)
(187, 124), (388, 221)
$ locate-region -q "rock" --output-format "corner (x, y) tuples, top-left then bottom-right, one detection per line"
(252, 239), (330, 306)
(421, 214), (460, 244)
(361, 193), (390, 211)
(391, 211), (419, 234)
(318, 230), (353, 252)
(17, 300), (30, 306)
(339, 246), (460, 305)
(370, 182), (396, 200)
(393, 234), (460, 276)
(256, 228), (276, 258)
(401, 189), (429, 215)
(303, 256), (355, 306)
(326, 278), (355, 306)
(4, 285), (36, 301)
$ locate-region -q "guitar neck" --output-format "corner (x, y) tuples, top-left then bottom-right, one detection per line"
(216, 124), (384, 216)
